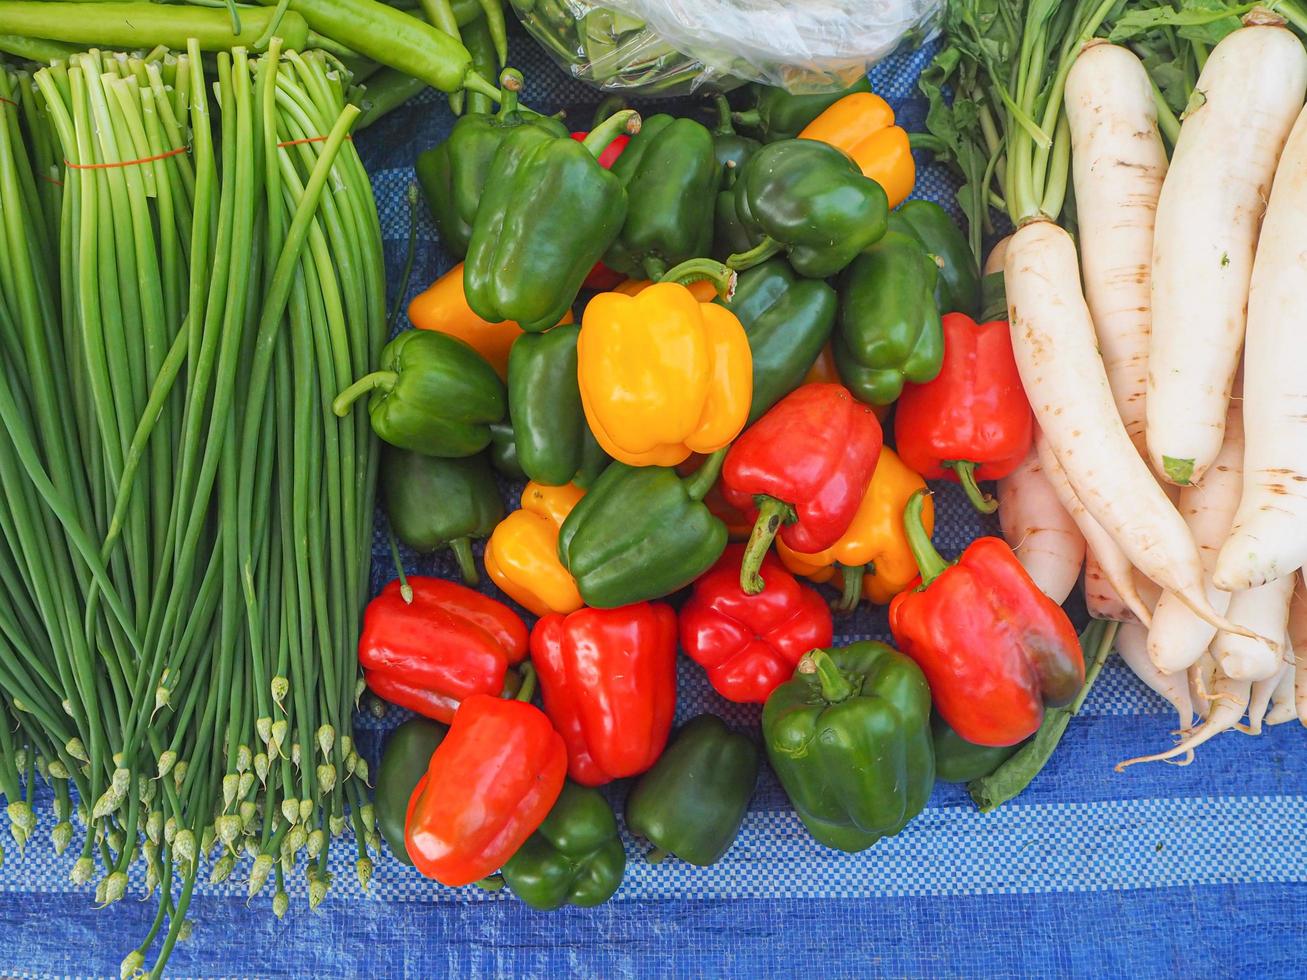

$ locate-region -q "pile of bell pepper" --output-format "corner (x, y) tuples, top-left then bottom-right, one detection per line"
(340, 72), (1092, 911)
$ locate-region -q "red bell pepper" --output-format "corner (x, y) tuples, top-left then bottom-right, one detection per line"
(722, 383), (882, 594)
(358, 577), (528, 724)
(680, 543), (833, 702)
(888, 489), (1085, 747)
(570, 129), (629, 291)
(894, 312), (1033, 513)
(530, 602), (677, 786)
(405, 667), (567, 886)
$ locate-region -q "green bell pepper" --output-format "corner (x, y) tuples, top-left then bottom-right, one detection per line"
(333, 329), (506, 457)
(500, 782), (627, 910)
(932, 713), (1022, 784)
(486, 420), (526, 480)
(763, 644), (935, 852)
(833, 230), (944, 406)
(381, 447), (503, 585)
(557, 450), (728, 608)
(415, 69), (570, 258)
(602, 114), (719, 280)
(723, 258), (837, 424)
(625, 714), (759, 867)
(375, 718), (447, 866)
(710, 94), (761, 173)
(711, 95), (764, 262)
(888, 200), (982, 317)
(507, 323), (609, 488)
(733, 75), (873, 142)
(728, 139), (889, 279)
(464, 110), (637, 333)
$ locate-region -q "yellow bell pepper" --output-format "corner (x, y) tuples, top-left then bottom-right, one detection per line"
(578, 272), (752, 467)
(777, 446), (934, 608)
(484, 482), (585, 617)
(407, 263), (573, 380)
(799, 92), (915, 209)
(804, 345), (892, 423)
(612, 277), (719, 301)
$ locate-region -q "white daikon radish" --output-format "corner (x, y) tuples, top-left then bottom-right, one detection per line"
(1007, 220), (1267, 644)
(1115, 621), (1194, 734)
(1033, 428), (1150, 624)
(1189, 653), (1218, 721)
(1263, 662), (1297, 726)
(1243, 663), (1290, 733)
(1084, 551), (1141, 624)
(1147, 14), (1307, 486)
(1290, 579), (1307, 726)
(982, 236), (1010, 277)
(1117, 658), (1251, 769)
(996, 443), (1085, 604)
(1211, 572), (1294, 681)
(1215, 101), (1307, 590)
(1148, 397), (1244, 672)
(1065, 42), (1168, 457)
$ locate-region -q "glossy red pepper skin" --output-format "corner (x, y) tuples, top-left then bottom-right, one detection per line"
(571, 130), (630, 290)
(680, 544), (833, 703)
(358, 577), (528, 723)
(530, 603), (678, 786)
(405, 693), (566, 886)
(889, 493), (1084, 747)
(722, 383), (882, 592)
(894, 312), (1033, 512)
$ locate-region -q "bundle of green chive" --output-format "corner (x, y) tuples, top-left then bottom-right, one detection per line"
(0, 38), (384, 976)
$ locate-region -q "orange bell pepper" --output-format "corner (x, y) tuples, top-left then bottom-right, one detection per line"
(799, 93), (915, 209)
(804, 343), (891, 423)
(578, 261), (752, 467)
(777, 446), (934, 609)
(484, 482), (585, 617)
(407, 263), (573, 380)
(612, 277), (718, 302)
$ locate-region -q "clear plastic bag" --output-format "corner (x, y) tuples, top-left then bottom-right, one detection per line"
(511, 0), (942, 97)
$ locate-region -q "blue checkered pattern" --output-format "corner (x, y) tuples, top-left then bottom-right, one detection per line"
(1, 32), (1304, 980)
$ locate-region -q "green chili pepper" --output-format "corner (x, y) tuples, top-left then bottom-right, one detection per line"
(557, 450), (728, 608)
(375, 718), (447, 866)
(332, 329), (506, 457)
(625, 714), (759, 867)
(464, 109), (638, 332)
(833, 230), (944, 406)
(732, 75), (872, 142)
(381, 447), (503, 584)
(763, 644), (935, 852)
(416, 69), (570, 258)
(727, 139), (889, 279)
(888, 200), (982, 318)
(723, 258), (837, 424)
(507, 324), (609, 488)
(500, 782), (627, 910)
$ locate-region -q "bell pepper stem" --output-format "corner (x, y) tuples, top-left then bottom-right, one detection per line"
(644, 846), (669, 865)
(642, 256), (668, 281)
(726, 237), (782, 272)
(740, 496), (795, 595)
(732, 108), (761, 130)
(712, 94), (735, 135)
(834, 562), (865, 614)
(904, 489), (949, 587)
(592, 94), (626, 129)
(473, 874), (505, 892)
(449, 537), (479, 586)
(659, 258), (737, 301)
(797, 649), (854, 703)
(944, 460), (997, 514)
(332, 371), (398, 417)
(387, 526), (413, 604)
(463, 70), (501, 103)
(681, 447), (728, 502)
(514, 663), (537, 705)
(495, 68), (523, 119)
(582, 109), (641, 156)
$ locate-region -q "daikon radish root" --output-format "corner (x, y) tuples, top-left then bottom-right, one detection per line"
(1243, 662), (1289, 733)
(1263, 662), (1297, 726)
(1147, 14), (1307, 486)
(1007, 220), (1269, 645)
(1065, 42), (1168, 458)
(1084, 551), (1141, 624)
(1290, 579), (1307, 726)
(1148, 398), (1244, 672)
(1212, 573), (1294, 681)
(997, 443), (1085, 604)
(1116, 659), (1251, 769)
(1215, 102), (1307, 590)
(1189, 653), (1218, 721)
(1116, 621), (1194, 734)
(1034, 428), (1150, 624)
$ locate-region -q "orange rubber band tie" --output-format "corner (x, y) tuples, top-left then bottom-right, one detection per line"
(64, 145), (189, 170)
(276, 134), (353, 148)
